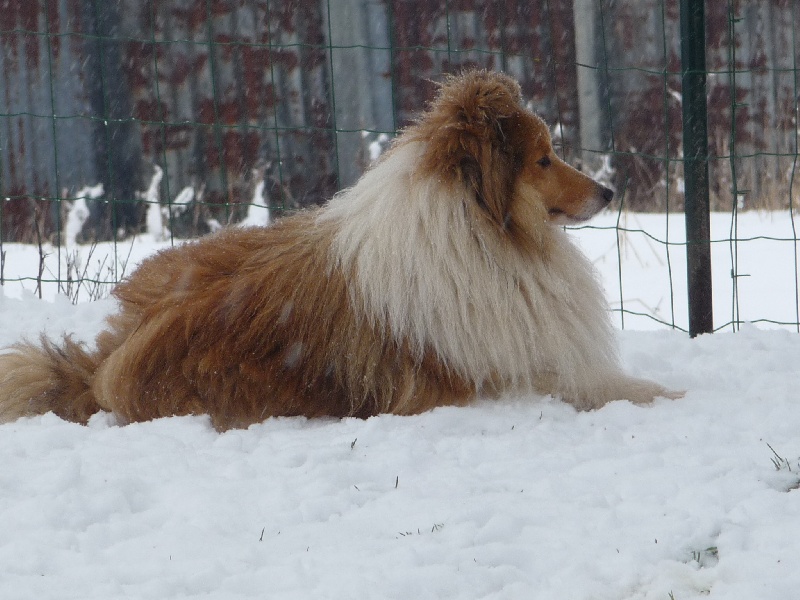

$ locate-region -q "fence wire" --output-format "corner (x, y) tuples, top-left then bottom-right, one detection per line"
(0, 0), (798, 332)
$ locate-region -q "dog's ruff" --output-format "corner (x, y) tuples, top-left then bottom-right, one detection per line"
(0, 70), (680, 430)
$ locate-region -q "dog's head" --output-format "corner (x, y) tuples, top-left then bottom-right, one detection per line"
(408, 70), (612, 241)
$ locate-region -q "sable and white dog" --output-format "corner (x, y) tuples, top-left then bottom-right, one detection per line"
(0, 70), (679, 430)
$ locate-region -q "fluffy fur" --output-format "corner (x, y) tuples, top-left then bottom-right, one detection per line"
(0, 70), (679, 431)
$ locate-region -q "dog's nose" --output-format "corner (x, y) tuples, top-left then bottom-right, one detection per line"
(600, 186), (614, 204)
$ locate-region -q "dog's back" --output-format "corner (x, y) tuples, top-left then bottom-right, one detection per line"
(0, 214), (474, 430)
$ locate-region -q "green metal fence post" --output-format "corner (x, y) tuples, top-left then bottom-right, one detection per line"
(680, 0), (713, 336)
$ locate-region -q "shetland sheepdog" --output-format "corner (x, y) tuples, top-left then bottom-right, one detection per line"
(0, 70), (679, 430)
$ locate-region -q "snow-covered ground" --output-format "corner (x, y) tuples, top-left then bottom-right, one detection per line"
(1, 211), (799, 599)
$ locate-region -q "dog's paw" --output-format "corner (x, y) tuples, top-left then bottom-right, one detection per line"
(557, 374), (684, 411)
(606, 375), (684, 406)
(535, 371), (684, 411)
(657, 387), (685, 401)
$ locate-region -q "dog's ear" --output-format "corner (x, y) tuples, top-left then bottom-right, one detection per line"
(417, 71), (524, 228)
(457, 113), (518, 228)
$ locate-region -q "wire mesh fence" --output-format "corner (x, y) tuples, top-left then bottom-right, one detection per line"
(0, 0), (798, 332)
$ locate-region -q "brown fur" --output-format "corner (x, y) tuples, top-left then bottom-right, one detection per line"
(1, 215), (475, 430)
(85, 215), (473, 430)
(0, 70), (673, 431)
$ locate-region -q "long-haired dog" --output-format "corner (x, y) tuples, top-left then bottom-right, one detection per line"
(0, 70), (679, 431)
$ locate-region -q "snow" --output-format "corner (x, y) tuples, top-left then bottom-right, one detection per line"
(144, 166), (169, 242)
(575, 210), (800, 331)
(1, 211), (800, 599)
(64, 184), (103, 248)
(238, 179), (271, 228)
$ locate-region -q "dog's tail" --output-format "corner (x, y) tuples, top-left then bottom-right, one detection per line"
(0, 336), (103, 425)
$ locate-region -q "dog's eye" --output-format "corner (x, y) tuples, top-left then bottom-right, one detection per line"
(537, 155), (551, 168)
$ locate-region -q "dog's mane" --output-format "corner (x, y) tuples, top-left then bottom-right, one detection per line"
(320, 72), (620, 396)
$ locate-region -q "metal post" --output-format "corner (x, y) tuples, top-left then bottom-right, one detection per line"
(680, 0), (713, 336)
(573, 0), (604, 172)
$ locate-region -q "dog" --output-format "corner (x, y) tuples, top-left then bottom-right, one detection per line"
(0, 70), (680, 431)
